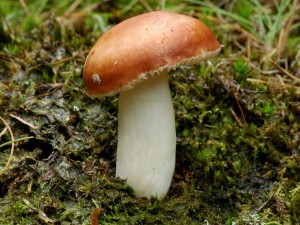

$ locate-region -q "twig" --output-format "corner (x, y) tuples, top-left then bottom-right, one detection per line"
(22, 198), (54, 224)
(230, 85), (247, 126)
(139, 0), (153, 11)
(230, 108), (243, 128)
(276, 0), (299, 59)
(271, 61), (300, 84)
(10, 114), (37, 129)
(247, 78), (300, 93)
(19, 0), (30, 16)
(247, 38), (251, 61)
(0, 127), (7, 137)
(51, 50), (88, 65)
(257, 185), (281, 212)
(233, 24), (263, 45)
(63, 0), (83, 17)
(195, 13), (224, 24)
(260, 70), (279, 75)
(276, 74), (285, 86)
(34, 83), (64, 97)
(0, 116), (15, 175)
(0, 136), (34, 149)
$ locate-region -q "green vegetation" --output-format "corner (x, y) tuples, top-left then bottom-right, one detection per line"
(0, 0), (300, 224)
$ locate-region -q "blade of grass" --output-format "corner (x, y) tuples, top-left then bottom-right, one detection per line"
(0, 136), (34, 149)
(0, 116), (15, 175)
(184, 0), (260, 40)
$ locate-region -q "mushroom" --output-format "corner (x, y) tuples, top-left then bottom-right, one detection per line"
(83, 11), (221, 199)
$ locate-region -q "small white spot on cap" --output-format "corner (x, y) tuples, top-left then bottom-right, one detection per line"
(92, 74), (101, 84)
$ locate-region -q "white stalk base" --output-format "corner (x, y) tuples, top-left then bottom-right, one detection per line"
(116, 74), (176, 200)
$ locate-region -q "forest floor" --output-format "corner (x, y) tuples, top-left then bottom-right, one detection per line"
(0, 1), (300, 224)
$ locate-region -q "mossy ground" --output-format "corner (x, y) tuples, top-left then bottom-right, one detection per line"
(0, 1), (300, 224)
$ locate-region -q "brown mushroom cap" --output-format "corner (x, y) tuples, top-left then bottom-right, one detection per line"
(83, 11), (221, 97)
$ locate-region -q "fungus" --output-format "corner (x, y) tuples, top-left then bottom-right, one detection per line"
(83, 11), (221, 199)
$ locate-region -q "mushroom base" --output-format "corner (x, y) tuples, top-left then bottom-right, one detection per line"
(117, 74), (176, 200)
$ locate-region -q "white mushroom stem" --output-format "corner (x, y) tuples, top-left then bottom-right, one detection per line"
(116, 74), (176, 200)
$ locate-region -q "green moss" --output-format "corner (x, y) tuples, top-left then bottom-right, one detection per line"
(12, 201), (29, 215)
(232, 160), (241, 172)
(23, 16), (36, 32)
(233, 0), (253, 20)
(233, 59), (248, 82)
(0, 0), (299, 224)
